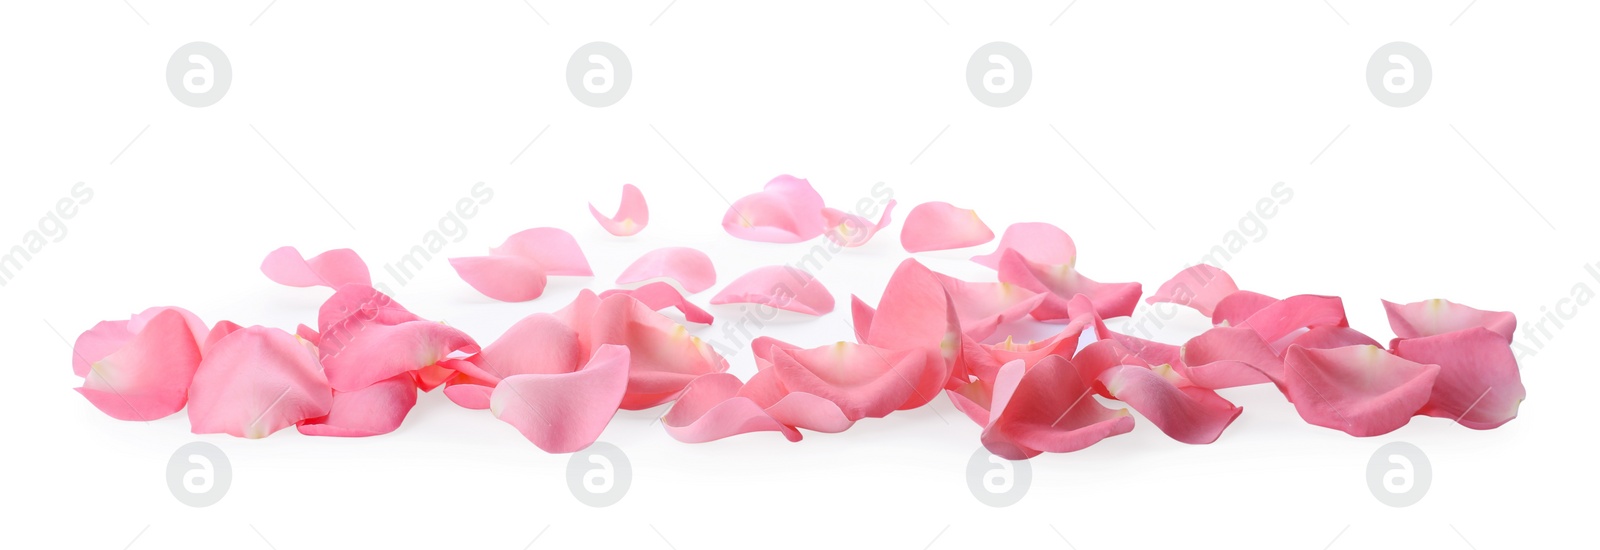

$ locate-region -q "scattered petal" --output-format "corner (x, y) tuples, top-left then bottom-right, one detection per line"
(297, 373), (418, 437)
(823, 200), (895, 247)
(600, 282), (714, 324)
(617, 247), (717, 294)
(1383, 299), (1516, 341)
(1280, 345), (1439, 437)
(588, 183), (649, 236)
(261, 246), (371, 289)
(1100, 365), (1242, 444)
(1146, 265), (1238, 318)
(711, 265), (834, 316)
(187, 326), (334, 439)
(1392, 327), (1524, 429)
(982, 356), (1134, 460)
(900, 202), (994, 252)
(491, 344), (631, 453)
(75, 309), (204, 421)
(722, 175), (828, 243)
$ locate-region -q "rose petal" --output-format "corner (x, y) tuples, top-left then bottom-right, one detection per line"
(1280, 345), (1440, 437)
(490, 344), (630, 453)
(769, 342), (937, 420)
(261, 246), (371, 289)
(995, 249), (1143, 319)
(588, 183), (649, 237)
(600, 282), (714, 324)
(616, 247), (717, 294)
(1392, 327), (1524, 429)
(581, 294), (730, 409)
(982, 356), (1134, 460)
(316, 285), (479, 392)
(1237, 294), (1349, 352)
(822, 199), (895, 248)
(491, 227), (593, 276)
(711, 265), (834, 316)
(1177, 326), (1281, 389)
(75, 309), (203, 421)
(934, 272), (1047, 342)
(899, 202), (994, 252)
(475, 313), (583, 381)
(970, 222), (1076, 269)
(661, 373), (799, 443)
(449, 256), (548, 302)
(722, 175), (828, 243)
(1146, 265), (1238, 318)
(187, 326), (334, 438)
(1212, 290), (1279, 327)
(1383, 299), (1516, 341)
(297, 373), (418, 437)
(1099, 365), (1242, 444)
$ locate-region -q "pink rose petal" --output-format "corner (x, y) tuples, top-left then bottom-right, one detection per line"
(588, 183), (649, 237)
(1146, 265), (1238, 318)
(934, 272), (1047, 341)
(75, 309), (204, 421)
(491, 344), (630, 453)
(711, 265), (834, 316)
(1280, 345), (1440, 437)
(822, 199), (895, 247)
(187, 326), (334, 438)
(451, 228), (592, 301)
(1099, 365), (1242, 444)
(1383, 299), (1516, 341)
(261, 246), (371, 289)
(995, 248), (1143, 319)
(661, 373), (800, 443)
(616, 247), (717, 294)
(1392, 327), (1524, 429)
(769, 342), (939, 420)
(970, 222), (1076, 269)
(600, 282), (714, 324)
(297, 373), (418, 437)
(982, 356), (1134, 460)
(722, 175), (828, 243)
(900, 202), (994, 252)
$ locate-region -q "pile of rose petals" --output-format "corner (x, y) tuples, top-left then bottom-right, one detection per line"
(70, 179), (1525, 458)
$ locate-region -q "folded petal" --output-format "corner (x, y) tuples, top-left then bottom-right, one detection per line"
(769, 342), (937, 420)
(934, 273), (1047, 342)
(722, 175), (829, 243)
(1280, 345), (1439, 437)
(996, 249), (1142, 319)
(1212, 290), (1279, 327)
(490, 344), (630, 453)
(711, 265), (834, 316)
(970, 222), (1076, 269)
(475, 313), (583, 381)
(982, 356), (1134, 460)
(588, 183), (649, 237)
(900, 202), (994, 252)
(1146, 265), (1238, 318)
(582, 294), (730, 409)
(1177, 326), (1281, 389)
(297, 373), (418, 437)
(822, 200), (895, 248)
(1238, 294), (1349, 351)
(661, 373), (799, 443)
(1392, 327), (1524, 429)
(1099, 365), (1242, 444)
(76, 309), (204, 421)
(1383, 299), (1516, 341)
(600, 282), (714, 324)
(321, 320), (479, 392)
(449, 256), (548, 302)
(491, 227), (593, 276)
(261, 246), (371, 289)
(617, 247), (717, 294)
(187, 326), (334, 438)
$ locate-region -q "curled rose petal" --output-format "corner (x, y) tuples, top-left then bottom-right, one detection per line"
(297, 373), (418, 437)
(187, 326), (334, 438)
(1237, 294), (1349, 352)
(1392, 327), (1524, 429)
(823, 200), (895, 248)
(1177, 326), (1281, 389)
(1099, 365), (1242, 444)
(1146, 265), (1238, 318)
(997, 249), (1143, 319)
(1280, 345), (1439, 437)
(769, 342), (939, 420)
(739, 368), (855, 434)
(982, 356), (1134, 460)
(316, 285), (479, 392)
(900, 202), (994, 252)
(970, 222), (1077, 269)
(261, 246), (371, 289)
(722, 175), (828, 243)
(1212, 290), (1279, 327)
(934, 273), (1047, 342)
(75, 309), (204, 421)
(73, 306), (207, 378)
(1383, 299), (1516, 341)
(491, 227), (593, 276)
(662, 373), (799, 443)
(711, 265), (834, 316)
(600, 282), (714, 324)
(490, 344), (630, 453)
(616, 247), (717, 294)
(588, 183), (649, 237)
(568, 292), (731, 409)
(451, 228), (592, 301)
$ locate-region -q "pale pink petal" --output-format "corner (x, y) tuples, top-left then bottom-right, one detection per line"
(769, 342), (937, 420)
(204, 320), (244, 355)
(600, 282), (714, 324)
(1281, 345), (1440, 437)
(1237, 294), (1349, 351)
(582, 294), (730, 409)
(1177, 326), (1281, 389)
(862, 259), (960, 359)
(588, 183), (649, 237)
(722, 175), (828, 243)
(982, 356), (1134, 460)
(297, 373), (418, 437)
(900, 202), (994, 252)
(320, 320), (479, 392)
(616, 247), (717, 294)
(737, 368), (854, 433)
(443, 383), (493, 410)
(822, 200), (895, 247)
(475, 313), (583, 380)
(492, 227), (593, 276)
(491, 344), (630, 453)
(71, 320), (133, 378)
(1383, 299), (1516, 341)
(662, 373), (799, 443)
(187, 326), (334, 438)
(995, 249), (1143, 319)
(261, 246), (371, 289)
(1212, 290), (1278, 327)
(1099, 365), (1242, 444)
(750, 336), (800, 371)
(934, 273), (1047, 341)
(1392, 327), (1524, 429)
(449, 256), (548, 302)
(711, 265), (834, 316)
(970, 222), (1076, 269)
(318, 284), (418, 331)
(76, 309), (203, 421)
(1292, 325), (1381, 350)
(1146, 265), (1238, 318)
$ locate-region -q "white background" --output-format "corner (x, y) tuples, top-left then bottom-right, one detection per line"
(3, 1), (1595, 548)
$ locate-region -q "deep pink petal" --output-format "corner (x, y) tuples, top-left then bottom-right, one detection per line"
(1212, 290), (1279, 327)
(1099, 365), (1242, 444)
(1281, 345), (1440, 437)
(297, 373), (418, 437)
(588, 183), (649, 237)
(822, 200), (895, 247)
(616, 247), (717, 294)
(1383, 299), (1516, 341)
(1146, 265), (1238, 318)
(1238, 294), (1349, 350)
(722, 175), (828, 243)
(1292, 325), (1381, 350)
(490, 344), (630, 453)
(187, 326), (333, 438)
(443, 383), (493, 410)
(711, 265), (834, 316)
(76, 309), (203, 421)
(582, 294), (730, 409)
(600, 282), (714, 324)
(449, 256), (548, 302)
(982, 356), (1134, 460)
(261, 246), (371, 289)
(900, 202), (994, 252)
(1177, 326), (1281, 389)
(1392, 327), (1524, 429)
